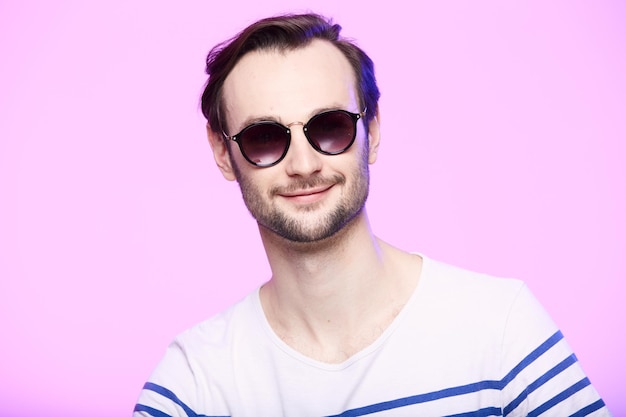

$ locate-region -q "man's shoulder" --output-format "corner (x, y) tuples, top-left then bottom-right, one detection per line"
(422, 255), (526, 294)
(173, 288), (261, 354)
(136, 289), (264, 416)
(413, 256), (559, 360)
(416, 255), (536, 324)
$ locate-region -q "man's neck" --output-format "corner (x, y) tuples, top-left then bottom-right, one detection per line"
(258, 210), (422, 363)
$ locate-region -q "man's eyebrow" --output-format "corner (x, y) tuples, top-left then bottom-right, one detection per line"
(308, 104), (347, 115)
(234, 104), (351, 131)
(240, 114), (281, 126)
(226, 114), (279, 135)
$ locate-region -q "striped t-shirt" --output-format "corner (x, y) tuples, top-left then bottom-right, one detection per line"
(134, 256), (610, 416)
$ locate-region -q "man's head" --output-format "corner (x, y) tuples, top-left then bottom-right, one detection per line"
(201, 13), (380, 135)
(202, 14), (381, 244)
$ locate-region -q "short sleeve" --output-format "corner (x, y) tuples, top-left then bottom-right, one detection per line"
(499, 284), (611, 416)
(133, 339), (201, 417)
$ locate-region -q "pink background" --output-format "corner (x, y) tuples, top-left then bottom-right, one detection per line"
(1, 1), (624, 416)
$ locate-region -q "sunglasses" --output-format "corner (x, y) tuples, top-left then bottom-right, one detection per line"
(222, 109), (366, 167)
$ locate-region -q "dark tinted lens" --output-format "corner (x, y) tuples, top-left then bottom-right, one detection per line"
(239, 122), (289, 166)
(306, 111), (356, 154)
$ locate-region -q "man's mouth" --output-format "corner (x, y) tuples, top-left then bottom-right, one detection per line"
(278, 184), (334, 203)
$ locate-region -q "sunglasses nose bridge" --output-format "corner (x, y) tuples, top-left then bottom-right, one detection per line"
(285, 120), (310, 142)
(285, 121), (305, 129)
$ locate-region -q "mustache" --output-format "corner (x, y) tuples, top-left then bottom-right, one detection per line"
(270, 174), (345, 196)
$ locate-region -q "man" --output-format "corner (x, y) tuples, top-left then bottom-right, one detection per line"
(134, 13), (610, 416)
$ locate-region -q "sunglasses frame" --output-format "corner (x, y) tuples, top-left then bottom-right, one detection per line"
(222, 109), (366, 167)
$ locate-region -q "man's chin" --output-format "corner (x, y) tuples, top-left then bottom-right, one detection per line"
(259, 206), (364, 245)
(264, 223), (338, 244)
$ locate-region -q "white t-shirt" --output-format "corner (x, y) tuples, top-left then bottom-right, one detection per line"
(134, 256), (610, 416)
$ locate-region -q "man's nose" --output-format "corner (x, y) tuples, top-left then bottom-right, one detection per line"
(283, 123), (323, 176)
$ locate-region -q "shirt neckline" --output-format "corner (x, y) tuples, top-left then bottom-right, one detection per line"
(251, 253), (430, 371)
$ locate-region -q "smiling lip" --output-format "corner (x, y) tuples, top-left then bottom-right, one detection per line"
(278, 185), (333, 203)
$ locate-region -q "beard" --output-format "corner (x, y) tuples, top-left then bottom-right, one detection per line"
(232, 149), (370, 243)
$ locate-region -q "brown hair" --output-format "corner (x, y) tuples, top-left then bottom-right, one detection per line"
(200, 13), (380, 135)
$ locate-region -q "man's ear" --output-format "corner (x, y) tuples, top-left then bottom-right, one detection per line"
(206, 124), (237, 181)
(367, 107), (381, 164)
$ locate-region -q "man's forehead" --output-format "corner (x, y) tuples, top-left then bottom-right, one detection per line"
(221, 40), (358, 122)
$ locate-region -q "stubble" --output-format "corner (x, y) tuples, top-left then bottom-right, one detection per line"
(232, 150), (370, 243)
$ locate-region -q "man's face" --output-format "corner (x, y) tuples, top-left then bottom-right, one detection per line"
(219, 40), (377, 243)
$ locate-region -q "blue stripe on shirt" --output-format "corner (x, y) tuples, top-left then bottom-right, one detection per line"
(528, 377), (591, 417)
(500, 331), (564, 386)
(503, 353), (578, 415)
(444, 407), (503, 417)
(136, 382), (228, 417)
(134, 403), (174, 417)
(326, 381), (502, 417)
(570, 399), (607, 417)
